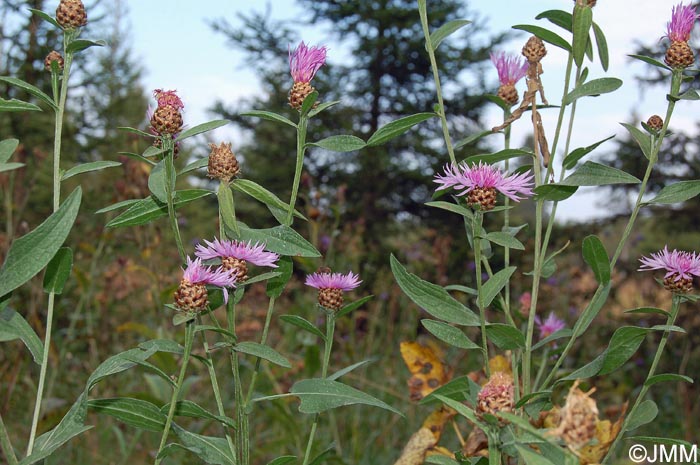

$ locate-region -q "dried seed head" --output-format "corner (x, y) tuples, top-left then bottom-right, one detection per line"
(477, 372), (514, 419)
(497, 84), (519, 106)
(150, 106), (183, 136)
(318, 288), (344, 311)
(551, 381), (599, 449)
(467, 187), (497, 211)
(664, 274), (693, 293)
(522, 36), (547, 63)
(288, 81), (315, 110)
(207, 142), (240, 183)
(665, 40), (695, 68)
(174, 279), (208, 312)
(646, 115), (664, 131)
(221, 257), (248, 282)
(44, 51), (64, 72)
(56, 0), (87, 29)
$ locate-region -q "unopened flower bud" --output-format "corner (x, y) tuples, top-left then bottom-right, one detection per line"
(44, 51), (64, 72)
(522, 36), (547, 63)
(646, 115), (663, 131)
(207, 142), (240, 183)
(56, 0), (87, 29)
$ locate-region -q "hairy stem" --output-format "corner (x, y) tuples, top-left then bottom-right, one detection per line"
(155, 321), (195, 464)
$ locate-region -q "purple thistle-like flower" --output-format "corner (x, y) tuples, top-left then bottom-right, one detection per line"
(195, 238), (279, 268)
(434, 162), (534, 202)
(181, 256), (237, 302)
(639, 246), (700, 281)
(305, 271), (361, 291)
(289, 41), (327, 83)
(535, 312), (566, 340)
(153, 89), (184, 109)
(667, 3), (699, 42)
(490, 52), (528, 86)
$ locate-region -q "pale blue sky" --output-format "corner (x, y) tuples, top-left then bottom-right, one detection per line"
(123, 0), (698, 222)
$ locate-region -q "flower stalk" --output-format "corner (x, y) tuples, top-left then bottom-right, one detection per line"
(286, 115), (308, 226)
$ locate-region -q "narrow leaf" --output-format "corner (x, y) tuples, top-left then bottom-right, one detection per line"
(625, 400), (658, 432)
(482, 232), (525, 250)
(621, 122), (652, 160)
(234, 224), (320, 257)
(161, 400), (237, 429)
(232, 179), (305, 221)
(479, 266), (516, 308)
(234, 341), (291, 368)
(628, 54), (671, 70)
(645, 373), (693, 387)
(66, 39), (106, 54)
(280, 315), (325, 341)
(0, 138), (19, 163)
(240, 110), (296, 128)
(308, 100), (340, 117)
(429, 19), (471, 50)
(563, 78), (622, 105)
(0, 187), (81, 297)
(0, 307), (44, 364)
(582, 235), (610, 284)
(336, 295), (373, 318)
(106, 189), (211, 228)
(267, 457), (297, 465)
(425, 201), (473, 220)
(560, 161), (640, 186)
(366, 113), (436, 147)
(648, 180), (700, 205)
(592, 22), (609, 71)
(175, 120), (229, 141)
(572, 5), (593, 67)
(172, 424), (235, 465)
(291, 378), (403, 416)
(515, 445), (557, 465)
(266, 256), (293, 298)
(485, 324), (526, 349)
(43, 247), (73, 294)
(464, 149), (531, 166)
(29, 8), (61, 28)
(534, 184), (578, 201)
(95, 199), (141, 214)
(0, 98), (41, 112)
(217, 183), (238, 234)
(421, 319), (480, 350)
(0, 76), (57, 110)
(300, 91), (318, 116)
(328, 358), (376, 381)
(309, 135), (366, 152)
(563, 135), (615, 170)
(0, 162), (25, 173)
(599, 326), (650, 376)
(512, 25), (571, 52)
(535, 10), (572, 31)
(624, 307), (670, 317)
(179, 156), (208, 175)
(61, 161), (121, 180)
(390, 255), (480, 326)
(88, 398), (165, 432)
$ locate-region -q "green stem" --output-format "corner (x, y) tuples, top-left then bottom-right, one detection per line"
(417, 2), (456, 164)
(244, 297), (277, 405)
(488, 432), (501, 465)
(199, 318), (237, 462)
(163, 139), (186, 262)
(532, 347), (549, 392)
(224, 299), (245, 465)
(154, 321), (195, 465)
(0, 412), (18, 465)
(301, 311), (336, 465)
(286, 115), (308, 226)
(472, 212), (490, 377)
(602, 295), (682, 464)
(503, 113), (512, 321)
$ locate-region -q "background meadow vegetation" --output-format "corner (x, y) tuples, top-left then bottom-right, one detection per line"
(1, 0), (699, 463)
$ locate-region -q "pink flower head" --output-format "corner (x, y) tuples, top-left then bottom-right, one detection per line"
(666, 3), (699, 42)
(182, 256), (237, 302)
(434, 162), (534, 202)
(195, 238), (280, 268)
(289, 41), (327, 83)
(153, 89), (184, 110)
(305, 271), (361, 291)
(490, 51), (528, 86)
(534, 312), (566, 340)
(638, 246), (700, 281)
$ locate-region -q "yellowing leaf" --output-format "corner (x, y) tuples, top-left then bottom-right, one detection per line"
(400, 341), (452, 401)
(393, 427), (436, 465)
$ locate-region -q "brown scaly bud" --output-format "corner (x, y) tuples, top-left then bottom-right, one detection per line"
(150, 106), (183, 136)
(522, 36), (547, 63)
(207, 142), (240, 183)
(318, 288), (344, 311)
(288, 81), (315, 111)
(306, 268), (361, 312)
(173, 279), (208, 313)
(56, 0), (87, 29)
(549, 381), (599, 450)
(221, 257), (248, 283)
(646, 115), (663, 131)
(664, 275), (693, 293)
(497, 84), (519, 106)
(665, 41), (695, 68)
(44, 51), (64, 72)
(467, 187), (497, 211)
(477, 372), (514, 420)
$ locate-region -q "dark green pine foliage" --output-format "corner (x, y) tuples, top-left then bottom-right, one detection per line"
(210, 0), (507, 276)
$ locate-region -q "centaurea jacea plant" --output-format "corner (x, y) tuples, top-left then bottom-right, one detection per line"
(288, 41), (327, 110)
(639, 245), (700, 293)
(664, 2), (699, 68)
(490, 51), (528, 106)
(196, 238), (279, 282)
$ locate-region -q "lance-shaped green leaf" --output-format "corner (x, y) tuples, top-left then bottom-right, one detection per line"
(535, 9), (572, 31)
(233, 224), (320, 257)
(629, 54), (671, 70)
(61, 160), (121, 180)
(515, 445), (557, 465)
(232, 179), (305, 221)
(0, 138), (19, 163)
(234, 341), (291, 368)
(647, 180), (700, 205)
(43, 247), (73, 294)
(308, 100), (340, 117)
(0, 98), (41, 112)
(592, 22), (609, 71)
(429, 19), (471, 50)
(582, 235), (610, 284)
(300, 91), (318, 116)
(267, 457), (297, 465)
(0, 162), (25, 173)
(88, 398), (166, 432)
(560, 161), (640, 186)
(336, 295), (373, 318)
(66, 39), (106, 54)
(563, 135), (615, 169)
(645, 373), (693, 387)
(217, 183), (238, 234)
(421, 319), (480, 350)
(479, 266), (516, 308)
(266, 256), (293, 298)
(29, 8), (61, 28)
(175, 119), (229, 141)
(390, 254), (480, 326)
(625, 400), (658, 432)
(148, 159), (174, 204)
(280, 315), (325, 341)
(0, 187), (81, 297)
(171, 424), (235, 465)
(0, 76), (57, 110)
(534, 184), (578, 201)
(485, 323), (525, 349)
(574, 283), (611, 336)
(86, 345), (161, 391)
(454, 130), (496, 149)
(291, 378), (402, 416)
(621, 122), (652, 160)
(425, 201), (474, 220)
(106, 189), (212, 228)
(180, 155), (208, 175)
(240, 110), (296, 128)
(464, 149), (531, 166)
(159, 400), (237, 430)
(328, 358), (376, 381)
(366, 113), (436, 147)
(512, 25), (571, 52)
(572, 5), (593, 67)
(309, 135), (366, 152)
(563, 78), (622, 105)
(0, 307), (44, 364)
(482, 232), (525, 250)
